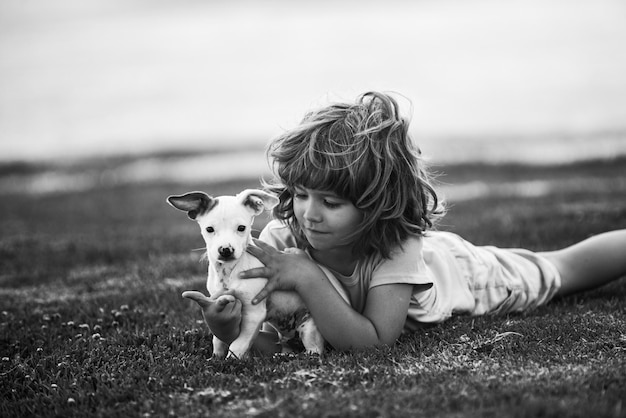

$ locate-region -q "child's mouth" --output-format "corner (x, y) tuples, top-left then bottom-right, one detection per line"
(305, 227), (326, 234)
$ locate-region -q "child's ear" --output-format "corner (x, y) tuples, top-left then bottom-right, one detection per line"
(167, 192), (215, 220)
(237, 189), (279, 216)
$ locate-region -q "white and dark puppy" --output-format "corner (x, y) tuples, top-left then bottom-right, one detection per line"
(168, 189), (341, 359)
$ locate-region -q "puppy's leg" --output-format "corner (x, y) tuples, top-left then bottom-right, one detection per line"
(182, 291), (240, 356)
(212, 336), (229, 358)
(298, 317), (325, 355)
(226, 302), (266, 359)
(208, 295), (240, 358)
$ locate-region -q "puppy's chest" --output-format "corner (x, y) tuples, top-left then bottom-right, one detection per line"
(206, 255), (262, 295)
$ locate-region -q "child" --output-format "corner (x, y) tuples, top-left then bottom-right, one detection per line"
(200, 91), (626, 353)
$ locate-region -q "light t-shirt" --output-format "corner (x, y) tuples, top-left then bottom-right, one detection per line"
(259, 220), (561, 331)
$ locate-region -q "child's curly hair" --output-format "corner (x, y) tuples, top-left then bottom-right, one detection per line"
(265, 91), (444, 259)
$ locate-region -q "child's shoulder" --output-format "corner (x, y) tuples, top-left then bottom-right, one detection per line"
(369, 235), (432, 287)
(261, 219), (290, 237)
(373, 235), (425, 272)
(390, 235), (424, 258)
(259, 220), (297, 250)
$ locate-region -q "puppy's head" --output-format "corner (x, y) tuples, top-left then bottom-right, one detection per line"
(167, 189), (279, 263)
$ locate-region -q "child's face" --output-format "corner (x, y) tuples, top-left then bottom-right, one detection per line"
(292, 186), (363, 252)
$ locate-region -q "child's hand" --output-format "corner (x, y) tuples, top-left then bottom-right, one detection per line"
(241, 239), (317, 304)
(182, 291), (242, 343)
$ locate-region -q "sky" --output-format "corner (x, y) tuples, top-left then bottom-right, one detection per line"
(1, 0), (626, 163)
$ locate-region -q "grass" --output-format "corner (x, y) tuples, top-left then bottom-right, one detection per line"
(1, 157), (625, 417)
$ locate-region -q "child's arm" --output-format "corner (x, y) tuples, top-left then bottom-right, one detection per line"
(241, 241), (413, 351)
(304, 275), (413, 350)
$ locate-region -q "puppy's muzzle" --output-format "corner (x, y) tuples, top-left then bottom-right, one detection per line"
(218, 245), (235, 260)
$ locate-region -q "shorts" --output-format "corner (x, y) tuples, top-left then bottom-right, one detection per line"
(440, 232), (563, 316)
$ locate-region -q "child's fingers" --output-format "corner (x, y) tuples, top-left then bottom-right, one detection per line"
(283, 247), (304, 255)
(182, 291), (212, 308)
(239, 267), (271, 280)
(226, 299), (242, 314)
(252, 283), (276, 305)
(248, 239), (282, 260)
(251, 238), (275, 251)
(215, 296), (236, 311)
(246, 244), (265, 260)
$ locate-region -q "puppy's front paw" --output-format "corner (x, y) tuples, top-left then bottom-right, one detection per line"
(298, 319), (325, 355)
(212, 336), (229, 358)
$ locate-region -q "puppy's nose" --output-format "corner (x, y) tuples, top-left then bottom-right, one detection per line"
(218, 246), (234, 259)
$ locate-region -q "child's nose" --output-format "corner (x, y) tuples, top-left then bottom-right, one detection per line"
(303, 201), (322, 223)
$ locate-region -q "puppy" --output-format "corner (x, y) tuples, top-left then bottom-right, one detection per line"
(168, 189), (340, 359)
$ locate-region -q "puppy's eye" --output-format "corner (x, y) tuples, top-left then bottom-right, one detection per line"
(206, 226), (215, 233)
(237, 225), (246, 232)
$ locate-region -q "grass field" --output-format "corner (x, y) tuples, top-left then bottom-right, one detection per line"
(1, 157), (625, 417)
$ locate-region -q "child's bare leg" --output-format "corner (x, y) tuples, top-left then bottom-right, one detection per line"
(539, 230), (626, 296)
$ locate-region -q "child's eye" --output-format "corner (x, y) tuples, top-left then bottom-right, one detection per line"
(324, 200), (342, 209)
(206, 226), (215, 233)
(237, 225), (246, 232)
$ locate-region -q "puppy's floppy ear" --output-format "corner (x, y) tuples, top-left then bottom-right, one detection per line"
(167, 191), (216, 220)
(237, 189), (279, 216)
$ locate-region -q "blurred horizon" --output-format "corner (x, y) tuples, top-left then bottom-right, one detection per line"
(2, 0), (626, 165)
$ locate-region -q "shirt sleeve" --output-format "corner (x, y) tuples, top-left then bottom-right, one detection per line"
(369, 237), (433, 289)
(258, 220), (298, 251)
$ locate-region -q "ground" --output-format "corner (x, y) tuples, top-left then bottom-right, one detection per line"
(1, 157), (625, 417)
